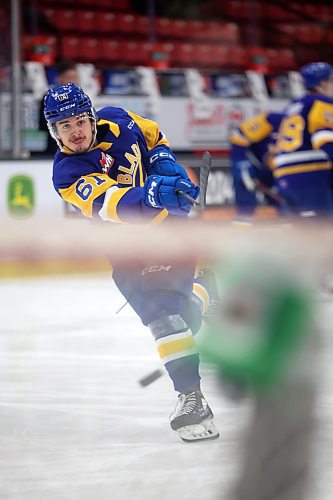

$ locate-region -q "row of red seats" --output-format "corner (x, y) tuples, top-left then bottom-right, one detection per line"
(57, 36), (295, 71)
(266, 23), (327, 46)
(22, 33), (296, 71)
(220, 0), (333, 22)
(40, 8), (240, 45)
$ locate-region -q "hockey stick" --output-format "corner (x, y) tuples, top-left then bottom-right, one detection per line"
(199, 151), (212, 212)
(139, 152), (212, 388)
(176, 190), (200, 207)
(176, 151), (212, 209)
(254, 180), (285, 205)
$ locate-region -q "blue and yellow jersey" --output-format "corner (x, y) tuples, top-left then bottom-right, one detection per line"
(273, 94), (333, 180)
(229, 112), (283, 169)
(52, 106), (170, 224)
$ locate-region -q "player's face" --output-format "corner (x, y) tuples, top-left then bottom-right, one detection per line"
(56, 113), (93, 153)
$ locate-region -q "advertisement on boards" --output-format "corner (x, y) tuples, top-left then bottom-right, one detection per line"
(0, 160), (64, 219)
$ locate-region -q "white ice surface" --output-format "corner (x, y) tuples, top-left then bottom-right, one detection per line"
(0, 274), (332, 500)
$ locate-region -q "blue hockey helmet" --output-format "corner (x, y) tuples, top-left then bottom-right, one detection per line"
(300, 62), (333, 90)
(44, 82), (94, 123)
(43, 82), (97, 149)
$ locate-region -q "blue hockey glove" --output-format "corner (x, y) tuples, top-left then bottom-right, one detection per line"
(146, 147), (189, 179)
(143, 175), (200, 213)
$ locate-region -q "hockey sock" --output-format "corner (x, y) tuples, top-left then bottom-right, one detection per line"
(148, 314), (201, 393)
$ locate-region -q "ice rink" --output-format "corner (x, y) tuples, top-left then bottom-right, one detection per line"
(0, 272), (332, 500)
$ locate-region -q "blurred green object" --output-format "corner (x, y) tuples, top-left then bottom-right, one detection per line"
(199, 256), (314, 393)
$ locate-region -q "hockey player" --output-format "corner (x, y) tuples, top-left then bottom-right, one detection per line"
(229, 111), (284, 218)
(273, 62), (333, 217)
(43, 82), (219, 442)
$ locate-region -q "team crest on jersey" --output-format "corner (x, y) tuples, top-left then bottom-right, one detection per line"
(99, 152), (114, 174)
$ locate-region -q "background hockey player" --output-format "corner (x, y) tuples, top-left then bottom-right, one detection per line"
(229, 111), (284, 219)
(273, 62), (333, 217)
(43, 82), (219, 443)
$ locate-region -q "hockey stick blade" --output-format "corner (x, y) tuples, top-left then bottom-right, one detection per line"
(138, 369), (164, 387)
(255, 180), (285, 205)
(199, 151), (212, 212)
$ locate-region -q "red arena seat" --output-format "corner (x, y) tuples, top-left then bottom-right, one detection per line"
(76, 11), (97, 33)
(119, 40), (143, 66)
(155, 18), (172, 38)
(137, 16), (149, 36)
(186, 20), (206, 40)
(41, 8), (76, 32)
(193, 43), (215, 68)
(266, 48), (296, 71)
(100, 39), (120, 64)
(172, 20), (189, 39)
(60, 35), (81, 60)
(115, 13), (141, 36)
(172, 42), (195, 67)
(225, 46), (248, 69)
(80, 37), (99, 63)
(95, 12), (116, 34)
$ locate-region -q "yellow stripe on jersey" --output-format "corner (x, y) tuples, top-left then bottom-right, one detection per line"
(100, 186), (132, 223)
(92, 142), (113, 151)
(156, 331), (197, 364)
(96, 119), (120, 137)
(127, 111), (170, 150)
(308, 100), (333, 134)
(89, 119), (121, 151)
(59, 173), (116, 217)
(274, 162), (331, 178)
(240, 113), (273, 143)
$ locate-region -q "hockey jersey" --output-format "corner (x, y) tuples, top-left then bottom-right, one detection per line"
(52, 106), (170, 224)
(273, 94), (333, 179)
(230, 112), (283, 169)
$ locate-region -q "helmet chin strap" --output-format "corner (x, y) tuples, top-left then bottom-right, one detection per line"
(88, 115), (98, 151)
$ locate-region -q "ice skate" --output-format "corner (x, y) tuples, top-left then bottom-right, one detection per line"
(170, 388), (219, 442)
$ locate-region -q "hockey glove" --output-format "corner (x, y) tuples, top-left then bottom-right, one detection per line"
(143, 175), (200, 214)
(146, 147), (189, 179)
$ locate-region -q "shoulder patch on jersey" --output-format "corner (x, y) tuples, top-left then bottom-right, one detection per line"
(308, 100), (333, 134)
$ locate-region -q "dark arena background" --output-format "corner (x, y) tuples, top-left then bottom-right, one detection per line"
(1, 1), (333, 499)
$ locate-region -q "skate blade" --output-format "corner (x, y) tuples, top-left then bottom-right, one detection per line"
(177, 418), (220, 443)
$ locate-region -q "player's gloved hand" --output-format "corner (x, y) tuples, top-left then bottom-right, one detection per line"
(143, 175), (200, 214)
(235, 160), (257, 192)
(146, 147), (189, 179)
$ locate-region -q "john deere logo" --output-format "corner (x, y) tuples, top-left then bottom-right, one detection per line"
(8, 175), (34, 218)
